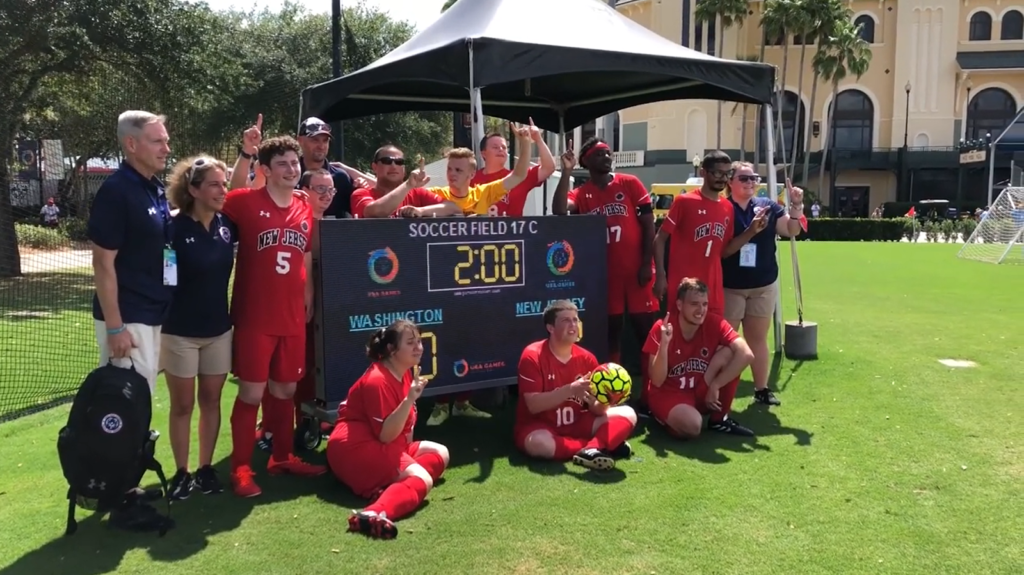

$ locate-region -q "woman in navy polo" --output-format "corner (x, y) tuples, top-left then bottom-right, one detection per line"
(721, 162), (804, 407)
(162, 156), (236, 499)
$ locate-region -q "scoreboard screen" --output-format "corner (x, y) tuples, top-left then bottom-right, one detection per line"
(314, 216), (609, 404)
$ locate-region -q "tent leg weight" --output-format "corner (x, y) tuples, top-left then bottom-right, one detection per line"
(784, 321), (818, 360)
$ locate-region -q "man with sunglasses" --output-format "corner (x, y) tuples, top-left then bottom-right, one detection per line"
(351, 145), (458, 218)
(653, 150), (735, 318)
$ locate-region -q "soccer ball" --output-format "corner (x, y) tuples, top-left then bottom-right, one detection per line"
(589, 363), (632, 406)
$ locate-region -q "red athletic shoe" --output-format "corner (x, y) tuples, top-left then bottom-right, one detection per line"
(231, 465), (262, 498)
(267, 454), (327, 477)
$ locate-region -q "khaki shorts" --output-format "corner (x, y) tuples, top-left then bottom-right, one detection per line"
(95, 321), (162, 394)
(724, 281), (779, 321)
(160, 330), (232, 379)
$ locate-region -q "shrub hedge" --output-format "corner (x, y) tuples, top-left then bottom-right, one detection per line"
(654, 216), (980, 242)
(15, 217), (89, 250)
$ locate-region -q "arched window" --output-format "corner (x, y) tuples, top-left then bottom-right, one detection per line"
(854, 15), (875, 43)
(829, 90), (874, 149)
(758, 91), (806, 160)
(965, 88), (1018, 141)
(970, 12), (992, 41)
(1001, 10), (1024, 40)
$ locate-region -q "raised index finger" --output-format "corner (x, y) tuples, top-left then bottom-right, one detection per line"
(256, 113), (263, 130)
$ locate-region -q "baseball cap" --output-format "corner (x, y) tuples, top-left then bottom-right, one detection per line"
(299, 117), (332, 138)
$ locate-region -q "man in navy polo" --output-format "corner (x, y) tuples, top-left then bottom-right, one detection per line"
(88, 110), (173, 393)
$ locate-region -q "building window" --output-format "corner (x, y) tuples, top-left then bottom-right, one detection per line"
(969, 12), (992, 41)
(763, 29), (785, 46)
(695, 19), (703, 52)
(854, 15), (875, 43)
(580, 119), (598, 145)
(1001, 10), (1024, 40)
(707, 18), (716, 55)
(830, 89), (874, 149)
(965, 88), (1018, 141)
(758, 91), (806, 160)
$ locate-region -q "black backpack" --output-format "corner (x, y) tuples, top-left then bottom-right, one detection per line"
(57, 362), (172, 536)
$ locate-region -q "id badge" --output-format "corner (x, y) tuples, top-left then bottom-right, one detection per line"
(739, 243), (757, 268)
(163, 248), (178, 286)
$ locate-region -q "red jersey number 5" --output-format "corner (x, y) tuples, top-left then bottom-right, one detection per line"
(276, 252), (291, 274)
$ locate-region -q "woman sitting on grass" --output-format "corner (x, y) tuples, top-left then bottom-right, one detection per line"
(326, 320), (450, 539)
(162, 156), (237, 499)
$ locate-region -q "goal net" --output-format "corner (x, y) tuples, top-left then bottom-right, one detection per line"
(958, 187), (1024, 264)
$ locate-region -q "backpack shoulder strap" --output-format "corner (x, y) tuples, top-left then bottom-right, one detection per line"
(64, 488), (78, 536)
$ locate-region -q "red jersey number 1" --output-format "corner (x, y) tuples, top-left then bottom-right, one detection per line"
(704, 239), (712, 257)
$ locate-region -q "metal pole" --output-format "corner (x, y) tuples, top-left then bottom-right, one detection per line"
(764, 104), (783, 354)
(331, 0), (345, 160)
(987, 139), (996, 206)
(467, 40), (485, 168)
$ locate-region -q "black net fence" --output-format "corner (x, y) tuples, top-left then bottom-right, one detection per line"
(0, 3), (453, 421)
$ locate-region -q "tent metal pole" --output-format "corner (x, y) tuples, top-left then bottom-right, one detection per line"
(764, 103), (784, 354)
(468, 40), (485, 168)
(987, 139), (996, 207)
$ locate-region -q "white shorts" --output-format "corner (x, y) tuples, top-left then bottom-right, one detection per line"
(94, 320), (162, 394)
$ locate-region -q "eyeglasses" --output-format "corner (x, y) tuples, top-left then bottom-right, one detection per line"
(374, 156), (405, 166)
(311, 185), (336, 195)
(186, 157), (210, 184)
(736, 175), (761, 183)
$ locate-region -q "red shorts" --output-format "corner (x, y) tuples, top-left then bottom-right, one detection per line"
(513, 414), (597, 452)
(327, 434), (422, 498)
(608, 269), (658, 316)
(647, 389), (702, 426)
(232, 329), (306, 384)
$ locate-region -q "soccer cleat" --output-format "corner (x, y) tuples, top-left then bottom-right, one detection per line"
(572, 447), (615, 471)
(256, 430), (274, 453)
(607, 441), (633, 460)
(452, 402), (491, 419)
(348, 510), (398, 540)
(195, 465), (223, 495)
(426, 404), (450, 426)
(267, 454), (328, 477)
(709, 416), (755, 437)
(231, 465), (262, 498)
(168, 468), (194, 501)
(754, 387), (781, 406)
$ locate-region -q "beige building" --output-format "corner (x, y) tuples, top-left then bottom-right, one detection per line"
(585, 0), (1024, 215)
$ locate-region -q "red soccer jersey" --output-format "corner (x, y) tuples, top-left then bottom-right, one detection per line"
(334, 362), (415, 445)
(222, 187), (313, 336)
(349, 187), (445, 219)
(470, 165), (541, 217)
(516, 339), (599, 429)
(641, 315), (738, 395)
(660, 192), (734, 312)
(568, 173), (652, 275)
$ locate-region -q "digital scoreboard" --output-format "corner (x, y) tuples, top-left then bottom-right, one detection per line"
(314, 216), (608, 405)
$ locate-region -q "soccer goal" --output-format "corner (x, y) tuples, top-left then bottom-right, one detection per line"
(957, 187), (1024, 264)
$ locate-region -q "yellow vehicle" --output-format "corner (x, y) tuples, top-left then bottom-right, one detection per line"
(650, 181), (788, 218)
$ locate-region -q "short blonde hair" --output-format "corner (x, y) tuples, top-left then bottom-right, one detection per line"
(731, 160), (754, 174)
(166, 156), (228, 213)
(446, 147), (477, 170)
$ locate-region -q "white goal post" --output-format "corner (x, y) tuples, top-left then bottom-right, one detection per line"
(957, 187), (1024, 264)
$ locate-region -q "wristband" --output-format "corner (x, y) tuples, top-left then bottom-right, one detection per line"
(107, 325), (126, 335)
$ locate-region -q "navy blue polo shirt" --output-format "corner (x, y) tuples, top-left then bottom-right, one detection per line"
(299, 159), (354, 218)
(722, 197), (786, 290)
(88, 162), (173, 326)
(162, 213), (237, 338)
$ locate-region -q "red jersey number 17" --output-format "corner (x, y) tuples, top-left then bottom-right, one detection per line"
(607, 225), (621, 244)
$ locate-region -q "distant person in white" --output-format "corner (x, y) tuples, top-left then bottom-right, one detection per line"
(40, 198), (60, 227)
(811, 201), (821, 218)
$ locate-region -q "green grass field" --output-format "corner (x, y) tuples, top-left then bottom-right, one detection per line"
(1, 243), (1022, 575)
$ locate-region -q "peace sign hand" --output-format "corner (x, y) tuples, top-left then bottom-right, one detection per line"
(751, 206), (769, 233)
(407, 156), (430, 188)
(660, 314), (673, 343)
(407, 366), (429, 402)
(509, 121), (532, 141)
(561, 140), (576, 171)
(242, 114), (262, 155)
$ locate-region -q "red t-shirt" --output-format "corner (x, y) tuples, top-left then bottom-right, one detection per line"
(568, 173), (652, 275)
(349, 187), (445, 219)
(515, 339), (599, 429)
(470, 165), (542, 217)
(222, 187), (313, 336)
(333, 362), (415, 445)
(641, 315), (738, 395)
(660, 192), (734, 311)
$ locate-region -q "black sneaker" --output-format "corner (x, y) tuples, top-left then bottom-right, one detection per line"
(168, 468), (194, 501)
(348, 510), (398, 540)
(608, 441), (632, 460)
(194, 465), (223, 495)
(257, 431), (274, 453)
(572, 447), (615, 471)
(109, 500), (175, 533)
(709, 417), (755, 437)
(754, 388), (781, 406)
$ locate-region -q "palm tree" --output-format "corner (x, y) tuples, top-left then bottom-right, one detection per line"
(815, 18), (872, 207)
(787, 1), (813, 167)
(695, 0), (749, 150)
(762, 0), (798, 164)
(799, 0), (846, 188)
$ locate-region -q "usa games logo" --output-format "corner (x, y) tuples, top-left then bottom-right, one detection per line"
(367, 247), (399, 284)
(546, 241), (575, 276)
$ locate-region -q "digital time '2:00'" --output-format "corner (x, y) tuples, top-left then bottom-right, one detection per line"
(426, 240), (526, 292)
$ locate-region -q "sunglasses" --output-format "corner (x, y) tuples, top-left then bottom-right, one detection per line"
(186, 157), (211, 185)
(736, 175), (761, 183)
(374, 156), (405, 166)
(305, 122), (331, 135)
(707, 169), (734, 179)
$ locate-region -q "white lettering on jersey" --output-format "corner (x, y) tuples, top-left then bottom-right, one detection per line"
(587, 203), (628, 217)
(669, 358), (710, 376)
(281, 228), (308, 251)
(694, 222), (727, 241)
